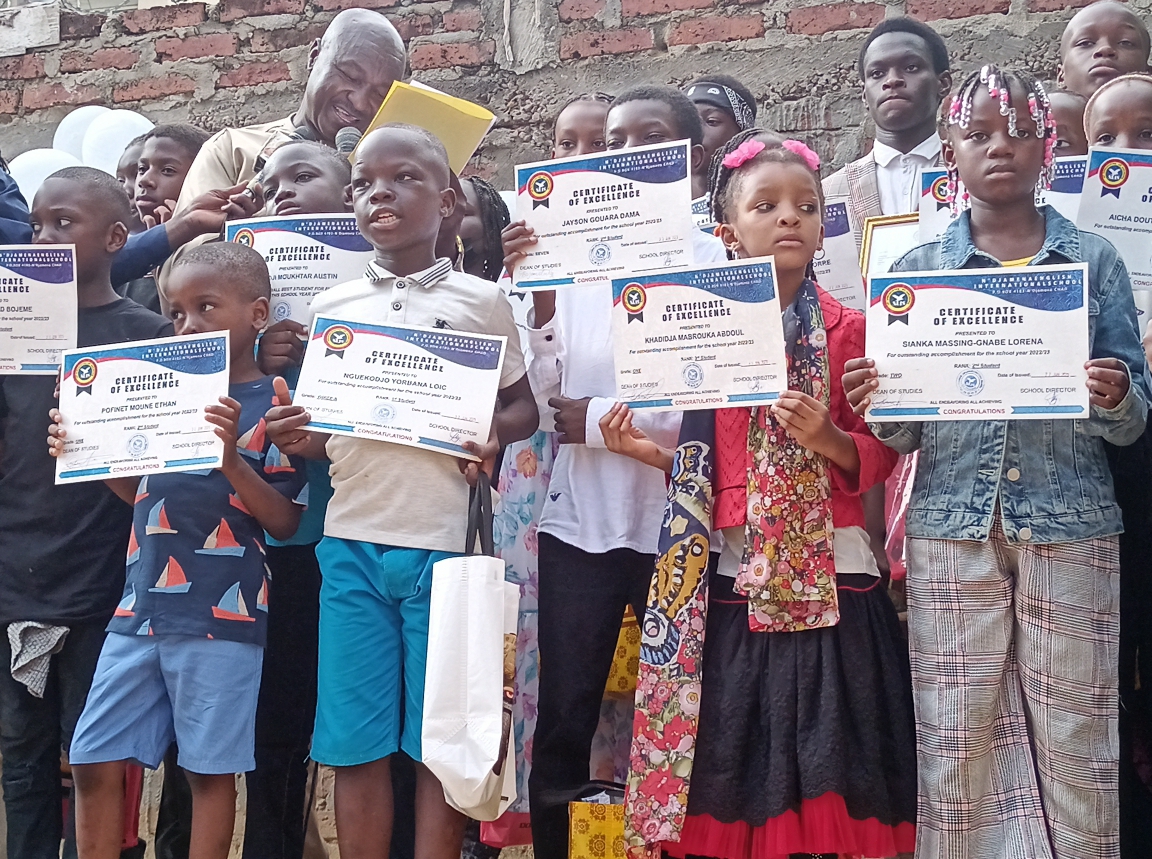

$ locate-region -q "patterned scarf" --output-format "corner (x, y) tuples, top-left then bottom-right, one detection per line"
(624, 279), (837, 858)
(736, 281), (838, 632)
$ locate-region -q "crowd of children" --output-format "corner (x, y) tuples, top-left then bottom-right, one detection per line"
(4, 2), (1152, 859)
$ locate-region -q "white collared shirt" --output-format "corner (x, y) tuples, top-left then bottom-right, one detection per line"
(526, 230), (727, 555)
(309, 259), (526, 553)
(872, 135), (942, 216)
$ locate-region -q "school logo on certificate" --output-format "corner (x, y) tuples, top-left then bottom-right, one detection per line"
(956, 369), (984, 397)
(323, 324), (354, 358)
(1100, 158), (1130, 197)
(881, 283), (915, 325)
(233, 228), (256, 248)
(622, 283), (647, 323)
(588, 242), (612, 266)
(73, 357), (98, 394)
(683, 362), (704, 389)
(929, 175), (950, 210)
(527, 171), (554, 208)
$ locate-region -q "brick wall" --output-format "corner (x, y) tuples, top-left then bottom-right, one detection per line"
(1, 0), (1147, 184)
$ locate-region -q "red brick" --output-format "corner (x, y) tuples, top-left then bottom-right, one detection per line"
(443, 6), (484, 31)
(667, 14), (763, 45)
(249, 22), (326, 52)
(121, 4), (206, 34)
(1028, 0), (1089, 10)
(21, 81), (103, 111)
(219, 0), (305, 22)
(0, 91), (19, 115)
(60, 47), (140, 73)
(393, 14), (435, 40)
(60, 11), (105, 40)
(409, 40), (495, 69)
(0, 54), (44, 80)
(558, 0), (604, 21)
(155, 33), (238, 61)
(786, 2), (885, 35)
(559, 27), (653, 59)
(623, 0), (710, 16)
(217, 60), (293, 88)
(906, 0), (1008, 19)
(112, 76), (197, 103)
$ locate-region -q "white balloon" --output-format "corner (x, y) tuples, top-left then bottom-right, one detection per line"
(81, 109), (154, 175)
(9, 149), (83, 203)
(52, 105), (111, 160)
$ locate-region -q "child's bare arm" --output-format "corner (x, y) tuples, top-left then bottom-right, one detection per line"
(457, 375), (541, 487)
(205, 397), (301, 542)
(599, 403), (673, 473)
(773, 392), (861, 478)
(48, 408), (143, 505)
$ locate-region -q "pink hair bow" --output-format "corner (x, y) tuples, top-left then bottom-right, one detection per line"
(782, 139), (821, 172)
(722, 139), (765, 169)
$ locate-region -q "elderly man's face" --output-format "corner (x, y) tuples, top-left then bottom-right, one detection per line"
(301, 12), (406, 145)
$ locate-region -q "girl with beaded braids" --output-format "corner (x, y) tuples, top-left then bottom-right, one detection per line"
(601, 132), (917, 859)
(845, 64), (1150, 859)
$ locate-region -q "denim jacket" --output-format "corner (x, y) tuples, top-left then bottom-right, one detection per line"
(871, 206), (1150, 544)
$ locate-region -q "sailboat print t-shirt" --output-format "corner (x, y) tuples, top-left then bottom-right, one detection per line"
(106, 377), (306, 645)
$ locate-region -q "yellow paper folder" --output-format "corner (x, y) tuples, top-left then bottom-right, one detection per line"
(359, 81), (496, 174)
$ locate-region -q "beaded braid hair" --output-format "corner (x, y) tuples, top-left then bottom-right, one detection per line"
(462, 176), (511, 282)
(943, 64), (1057, 215)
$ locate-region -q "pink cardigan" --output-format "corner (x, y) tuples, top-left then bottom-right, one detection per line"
(713, 285), (897, 531)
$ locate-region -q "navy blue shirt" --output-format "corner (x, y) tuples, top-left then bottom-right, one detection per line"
(106, 377), (305, 645)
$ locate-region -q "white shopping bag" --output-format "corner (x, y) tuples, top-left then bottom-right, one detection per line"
(422, 474), (520, 820)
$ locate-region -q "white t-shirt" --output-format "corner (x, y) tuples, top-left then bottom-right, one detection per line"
(310, 258), (526, 553)
(527, 230), (727, 555)
(872, 135), (942, 216)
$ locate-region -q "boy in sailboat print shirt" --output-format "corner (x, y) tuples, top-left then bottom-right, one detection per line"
(48, 243), (306, 859)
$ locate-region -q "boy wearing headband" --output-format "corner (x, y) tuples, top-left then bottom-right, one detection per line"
(684, 75), (758, 214)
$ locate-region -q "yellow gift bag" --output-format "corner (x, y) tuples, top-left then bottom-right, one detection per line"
(568, 784), (627, 859)
(604, 607), (641, 697)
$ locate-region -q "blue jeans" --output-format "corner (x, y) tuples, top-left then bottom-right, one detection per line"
(0, 621), (106, 859)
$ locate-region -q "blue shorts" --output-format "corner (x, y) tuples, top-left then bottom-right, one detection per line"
(311, 537), (455, 767)
(69, 633), (262, 775)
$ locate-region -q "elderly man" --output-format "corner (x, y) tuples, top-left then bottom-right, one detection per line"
(173, 8), (406, 207)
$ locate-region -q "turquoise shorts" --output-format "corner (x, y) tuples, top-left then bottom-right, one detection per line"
(311, 537), (456, 767)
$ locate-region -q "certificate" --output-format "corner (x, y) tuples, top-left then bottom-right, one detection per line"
(294, 316), (506, 459)
(226, 215), (375, 323)
(1047, 155), (1086, 222)
(918, 168), (953, 244)
(860, 213), (921, 278)
(0, 244), (76, 374)
(55, 332), (229, 484)
(512, 141), (696, 290)
(610, 258), (786, 411)
(865, 264), (1089, 421)
(814, 198), (865, 310)
(1076, 147), (1152, 290)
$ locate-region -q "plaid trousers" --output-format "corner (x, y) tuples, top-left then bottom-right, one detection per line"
(906, 525), (1120, 859)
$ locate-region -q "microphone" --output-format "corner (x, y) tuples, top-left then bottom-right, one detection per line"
(335, 126), (362, 156)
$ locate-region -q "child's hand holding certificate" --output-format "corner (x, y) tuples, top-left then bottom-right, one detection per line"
(52, 332), (231, 484)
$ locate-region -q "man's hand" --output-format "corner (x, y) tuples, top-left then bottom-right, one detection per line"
(257, 319), (307, 376)
(842, 357), (879, 417)
(205, 396), (245, 473)
(549, 396), (591, 444)
(164, 183), (263, 247)
(1086, 358), (1130, 411)
(458, 438), (499, 488)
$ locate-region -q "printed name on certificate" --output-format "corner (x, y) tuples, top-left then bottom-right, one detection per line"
(0, 244), (77, 375)
(512, 141), (696, 290)
(55, 332), (230, 484)
(294, 316), (506, 460)
(611, 257), (787, 411)
(226, 215), (375, 322)
(865, 264), (1089, 421)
